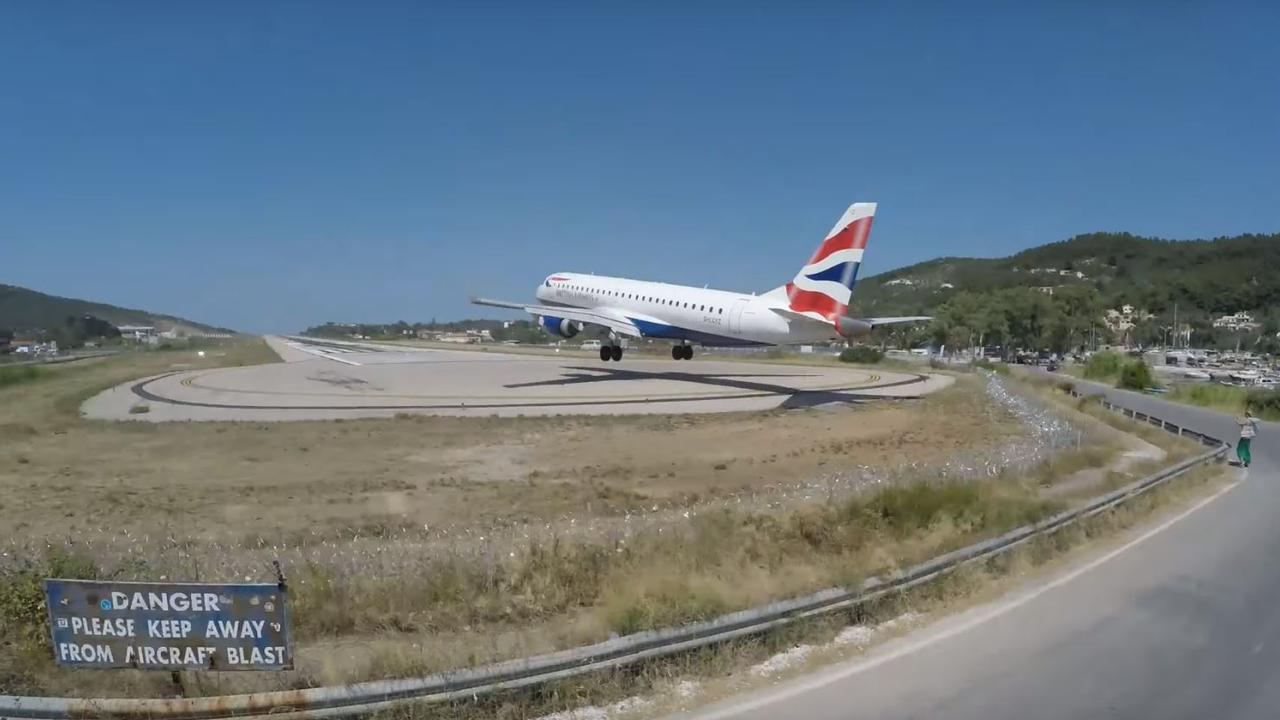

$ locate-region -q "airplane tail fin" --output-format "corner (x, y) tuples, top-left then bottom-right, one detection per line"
(785, 202), (876, 320)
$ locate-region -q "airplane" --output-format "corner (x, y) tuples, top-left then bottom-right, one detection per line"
(472, 202), (931, 361)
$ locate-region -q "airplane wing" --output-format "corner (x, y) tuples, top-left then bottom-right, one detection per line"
(770, 308), (932, 328)
(867, 316), (933, 327)
(770, 307), (827, 323)
(471, 297), (643, 338)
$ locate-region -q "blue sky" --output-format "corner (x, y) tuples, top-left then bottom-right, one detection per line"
(3, 2), (1277, 333)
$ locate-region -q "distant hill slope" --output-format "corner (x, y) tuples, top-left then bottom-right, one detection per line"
(852, 231), (1280, 318)
(0, 284), (232, 335)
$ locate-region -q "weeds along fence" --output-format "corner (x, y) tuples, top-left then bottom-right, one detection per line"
(1, 396), (1229, 720)
(1065, 389), (1226, 448)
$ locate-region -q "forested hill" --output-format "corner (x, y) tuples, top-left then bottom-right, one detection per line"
(0, 284), (231, 335)
(851, 231), (1280, 317)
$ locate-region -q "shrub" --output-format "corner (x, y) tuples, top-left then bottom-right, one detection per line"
(838, 345), (883, 364)
(1083, 351), (1126, 380)
(1117, 359), (1153, 390)
(0, 550), (100, 647)
(1246, 388), (1280, 420)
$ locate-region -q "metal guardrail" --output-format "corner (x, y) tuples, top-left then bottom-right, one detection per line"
(1067, 390), (1227, 449)
(1, 396), (1229, 720)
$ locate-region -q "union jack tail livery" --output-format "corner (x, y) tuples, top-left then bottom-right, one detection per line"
(786, 202), (876, 320)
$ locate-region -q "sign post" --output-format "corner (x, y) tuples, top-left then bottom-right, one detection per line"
(43, 579), (292, 671)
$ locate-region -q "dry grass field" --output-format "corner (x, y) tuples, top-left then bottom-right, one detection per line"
(2, 343), (1187, 702)
(1, 348), (1013, 545)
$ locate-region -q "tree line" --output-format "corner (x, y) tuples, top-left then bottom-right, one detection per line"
(302, 319), (553, 344)
(924, 285), (1280, 356)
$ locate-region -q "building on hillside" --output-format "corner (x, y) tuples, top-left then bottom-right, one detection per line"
(1103, 305), (1153, 335)
(1033, 286), (1056, 295)
(418, 328), (492, 343)
(117, 325), (156, 340)
(156, 329), (234, 341)
(1104, 309), (1132, 333)
(884, 278), (915, 286)
(1212, 311), (1260, 332)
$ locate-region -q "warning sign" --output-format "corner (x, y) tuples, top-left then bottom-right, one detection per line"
(43, 579), (292, 671)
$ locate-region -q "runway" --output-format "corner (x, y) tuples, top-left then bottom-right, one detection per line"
(81, 336), (952, 421)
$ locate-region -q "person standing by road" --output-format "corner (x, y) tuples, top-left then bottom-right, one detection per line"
(1237, 410), (1259, 467)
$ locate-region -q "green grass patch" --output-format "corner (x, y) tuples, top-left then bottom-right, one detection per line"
(1164, 383), (1280, 421)
(0, 365), (46, 389)
(1166, 382), (1248, 414)
(972, 358), (1010, 375)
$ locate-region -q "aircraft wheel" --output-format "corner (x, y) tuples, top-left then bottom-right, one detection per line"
(671, 345), (683, 360)
(610, 345), (623, 361)
(599, 346), (612, 362)
(682, 345), (694, 360)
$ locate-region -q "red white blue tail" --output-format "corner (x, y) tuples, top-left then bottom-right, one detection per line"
(786, 202), (876, 320)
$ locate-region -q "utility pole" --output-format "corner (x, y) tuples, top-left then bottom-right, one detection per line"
(1173, 302), (1179, 349)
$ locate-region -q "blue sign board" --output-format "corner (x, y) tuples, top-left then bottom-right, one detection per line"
(43, 579), (293, 671)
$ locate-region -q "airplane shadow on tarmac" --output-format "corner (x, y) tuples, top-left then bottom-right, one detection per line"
(504, 366), (927, 409)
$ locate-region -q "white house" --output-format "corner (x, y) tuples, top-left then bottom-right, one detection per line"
(1213, 311), (1260, 331)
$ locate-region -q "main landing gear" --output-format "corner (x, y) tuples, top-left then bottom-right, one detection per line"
(599, 344), (624, 362)
(671, 344), (693, 360)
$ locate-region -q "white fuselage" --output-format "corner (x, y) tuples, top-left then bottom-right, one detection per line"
(534, 273), (842, 347)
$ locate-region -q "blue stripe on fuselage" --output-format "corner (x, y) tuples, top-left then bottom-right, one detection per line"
(538, 299), (769, 347)
(627, 317), (769, 347)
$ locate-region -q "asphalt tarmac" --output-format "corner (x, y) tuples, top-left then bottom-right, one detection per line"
(82, 336), (951, 421)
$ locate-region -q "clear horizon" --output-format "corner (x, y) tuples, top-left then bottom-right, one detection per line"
(4, 2), (1277, 333)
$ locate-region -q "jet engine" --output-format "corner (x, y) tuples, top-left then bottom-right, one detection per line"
(540, 316), (580, 339)
(834, 316), (873, 338)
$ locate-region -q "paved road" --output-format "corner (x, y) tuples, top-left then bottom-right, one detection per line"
(680, 380), (1276, 720)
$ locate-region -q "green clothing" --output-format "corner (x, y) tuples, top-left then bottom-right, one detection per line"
(1237, 438), (1252, 467)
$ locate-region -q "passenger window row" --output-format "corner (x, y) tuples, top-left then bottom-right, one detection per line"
(551, 282), (725, 314)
